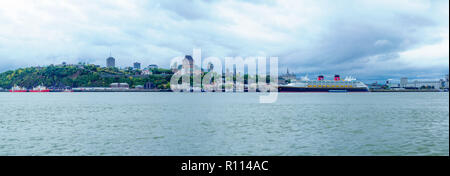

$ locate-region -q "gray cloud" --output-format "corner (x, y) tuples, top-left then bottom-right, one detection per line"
(0, 0), (448, 81)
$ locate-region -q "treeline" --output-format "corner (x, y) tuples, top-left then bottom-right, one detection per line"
(0, 64), (173, 89)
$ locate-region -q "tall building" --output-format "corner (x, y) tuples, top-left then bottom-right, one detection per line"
(184, 55), (194, 68)
(207, 62), (214, 72)
(281, 68), (296, 81)
(133, 62), (141, 70)
(400, 77), (408, 88)
(445, 74), (449, 89)
(106, 56), (115, 68)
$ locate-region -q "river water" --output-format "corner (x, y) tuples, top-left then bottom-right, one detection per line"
(0, 92), (448, 155)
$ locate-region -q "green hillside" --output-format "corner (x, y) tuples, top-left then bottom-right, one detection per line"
(0, 64), (173, 89)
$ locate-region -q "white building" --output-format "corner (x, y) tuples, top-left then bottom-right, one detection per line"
(110, 83), (129, 89)
(405, 80), (443, 89)
(400, 77), (408, 88)
(142, 69), (153, 75)
(148, 64), (158, 69)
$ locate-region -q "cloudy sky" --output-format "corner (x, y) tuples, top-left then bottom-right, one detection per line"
(0, 0), (448, 81)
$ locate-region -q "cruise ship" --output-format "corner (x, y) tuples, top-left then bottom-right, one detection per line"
(278, 75), (369, 92)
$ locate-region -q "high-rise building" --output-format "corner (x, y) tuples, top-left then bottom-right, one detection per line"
(106, 57), (115, 68)
(184, 55), (194, 68)
(400, 77), (408, 88)
(207, 62), (214, 72)
(444, 74), (449, 89)
(133, 62), (141, 70)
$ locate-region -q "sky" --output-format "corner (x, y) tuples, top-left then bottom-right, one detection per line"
(0, 0), (448, 82)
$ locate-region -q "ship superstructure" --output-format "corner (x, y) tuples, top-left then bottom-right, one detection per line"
(9, 85), (27, 92)
(9, 85), (51, 92)
(29, 85), (50, 92)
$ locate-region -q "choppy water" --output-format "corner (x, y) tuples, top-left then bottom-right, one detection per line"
(0, 92), (448, 156)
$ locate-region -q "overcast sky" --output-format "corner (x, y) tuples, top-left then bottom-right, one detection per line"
(0, 0), (448, 81)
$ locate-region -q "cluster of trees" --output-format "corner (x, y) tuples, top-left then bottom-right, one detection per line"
(0, 64), (173, 89)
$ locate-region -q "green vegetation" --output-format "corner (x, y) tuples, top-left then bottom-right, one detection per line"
(0, 64), (173, 89)
(0, 64), (277, 90)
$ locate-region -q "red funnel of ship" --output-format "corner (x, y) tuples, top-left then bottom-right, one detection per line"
(334, 75), (340, 81)
(318, 75), (324, 81)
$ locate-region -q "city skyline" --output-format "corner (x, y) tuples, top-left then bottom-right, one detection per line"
(0, 0), (448, 81)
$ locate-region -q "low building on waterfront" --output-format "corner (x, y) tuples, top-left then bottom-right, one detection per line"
(408, 80), (443, 89)
(384, 76), (449, 90)
(401, 78), (444, 89)
(368, 82), (387, 90)
(110, 83), (129, 89)
(72, 87), (111, 91)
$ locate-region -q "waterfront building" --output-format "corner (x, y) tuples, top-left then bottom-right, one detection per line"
(110, 83), (129, 89)
(445, 74), (449, 89)
(384, 77), (449, 90)
(368, 82), (386, 90)
(386, 79), (399, 88)
(133, 62), (141, 70)
(106, 56), (115, 68)
(400, 77), (408, 88)
(406, 80), (443, 89)
(144, 82), (155, 89)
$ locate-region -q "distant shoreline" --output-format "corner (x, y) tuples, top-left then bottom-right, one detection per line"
(1, 89), (448, 93)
